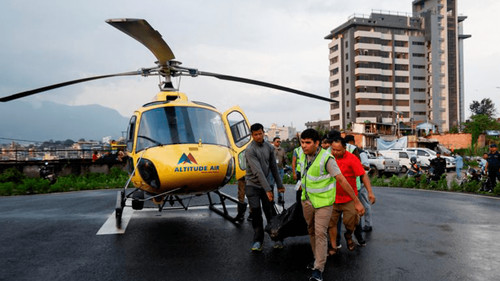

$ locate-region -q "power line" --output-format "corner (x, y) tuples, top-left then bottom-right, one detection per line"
(0, 137), (43, 144)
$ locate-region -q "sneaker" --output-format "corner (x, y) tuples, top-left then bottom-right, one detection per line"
(273, 241), (284, 249)
(251, 241), (262, 251)
(362, 226), (373, 232)
(357, 239), (367, 247)
(336, 244), (342, 249)
(309, 269), (323, 281)
(306, 261), (315, 270)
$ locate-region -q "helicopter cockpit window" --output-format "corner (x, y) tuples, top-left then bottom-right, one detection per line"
(227, 111), (250, 148)
(136, 106), (230, 152)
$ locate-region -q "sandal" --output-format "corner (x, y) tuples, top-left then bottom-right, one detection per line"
(328, 248), (337, 256)
(345, 233), (356, 251)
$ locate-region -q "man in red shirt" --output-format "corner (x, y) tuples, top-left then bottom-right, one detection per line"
(328, 137), (373, 253)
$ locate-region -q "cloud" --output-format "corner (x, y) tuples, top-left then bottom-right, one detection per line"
(0, 0), (496, 133)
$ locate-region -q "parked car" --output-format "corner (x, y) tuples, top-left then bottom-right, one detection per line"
(378, 149), (418, 174)
(401, 147), (456, 171)
(364, 150), (400, 176)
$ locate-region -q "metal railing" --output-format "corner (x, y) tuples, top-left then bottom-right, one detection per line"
(0, 148), (117, 163)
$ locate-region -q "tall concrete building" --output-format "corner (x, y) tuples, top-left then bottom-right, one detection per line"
(325, 0), (470, 133)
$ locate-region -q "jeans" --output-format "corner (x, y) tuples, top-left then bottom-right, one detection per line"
(245, 185), (273, 243)
(456, 167), (462, 179)
(358, 186), (372, 228)
(268, 169), (285, 201)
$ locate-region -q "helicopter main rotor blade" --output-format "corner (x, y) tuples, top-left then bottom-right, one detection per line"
(197, 71), (338, 103)
(106, 18), (175, 66)
(0, 70), (142, 102)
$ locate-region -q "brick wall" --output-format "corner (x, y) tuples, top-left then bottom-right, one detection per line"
(425, 133), (479, 150)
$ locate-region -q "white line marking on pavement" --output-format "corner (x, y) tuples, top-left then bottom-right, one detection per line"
(96, 207), (134, 235)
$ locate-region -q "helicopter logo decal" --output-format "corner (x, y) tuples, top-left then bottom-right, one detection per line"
(175, 153), (219, 173)
(177, 153), (198, 165)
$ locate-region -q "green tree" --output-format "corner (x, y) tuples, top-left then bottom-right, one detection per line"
(470, 98), (496, 118)
(463, 114), (500, 148)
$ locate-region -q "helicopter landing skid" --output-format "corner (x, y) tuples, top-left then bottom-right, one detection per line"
(207, 190), (247, 225)
(115, 190), (125, 228)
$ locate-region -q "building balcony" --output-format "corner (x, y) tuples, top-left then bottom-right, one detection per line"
(394, 58), (409, 64)
(355, 80), (393, 88)
(354, 42), (383, 51)
(394, 34), (410, 41)
(395, 82), (410, 88)
(356, 92), (395, 99)
(355, 105), (395, 112)
(354, 30), (392, 40)
(394, 70), (409, 76)
(394, 46), (409, 53)
(354, 68), (393, 76)
(355, 117), (377, 123)
(354, 56), (392, 64)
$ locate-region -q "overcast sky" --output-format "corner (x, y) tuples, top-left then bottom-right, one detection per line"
(1, 0), (498, 132)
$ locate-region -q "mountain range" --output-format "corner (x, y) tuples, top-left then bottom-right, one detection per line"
(0, 101), (130, 143)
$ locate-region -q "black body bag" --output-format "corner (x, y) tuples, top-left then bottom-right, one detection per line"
(265, 201), (308, 241)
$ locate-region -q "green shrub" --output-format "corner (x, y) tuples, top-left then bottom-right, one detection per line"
(371, 176), (386, 187)
(389, 175), (405, 187)
(403, 176), (417, 188)
(0, 182), (15, 196)
(451, 181), (462, 192)
(0, 168), (25, 183)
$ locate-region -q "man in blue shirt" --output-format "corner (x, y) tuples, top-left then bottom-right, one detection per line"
(455, 153), (463, 180)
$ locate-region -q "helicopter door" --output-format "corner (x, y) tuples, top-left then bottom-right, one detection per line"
(222, 106), (251, 180)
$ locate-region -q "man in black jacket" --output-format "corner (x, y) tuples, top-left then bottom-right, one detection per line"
(430, 151), (446, 181)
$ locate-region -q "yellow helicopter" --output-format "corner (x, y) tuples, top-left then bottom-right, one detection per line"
(0, 18), (336, 226)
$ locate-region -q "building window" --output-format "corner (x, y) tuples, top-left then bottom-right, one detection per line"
(345, 40), (348, 48)
(346, 65), (349, 72)
(346, 89), (349, 95)
(346, 100), (350, 107)
(412, 53), (425, 57)
(346, 77), (349, 83)
(346, 112), (350, 119)
(413, 76), (426, 80)
(345, 53), (349, 60)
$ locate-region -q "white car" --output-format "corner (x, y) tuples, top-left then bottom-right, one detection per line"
(395, 148), (456, 170)
(378, 149), (418, 174)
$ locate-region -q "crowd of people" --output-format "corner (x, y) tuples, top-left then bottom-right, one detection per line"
(408, 143), (499, 193)
(240, 124), (376, 281)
